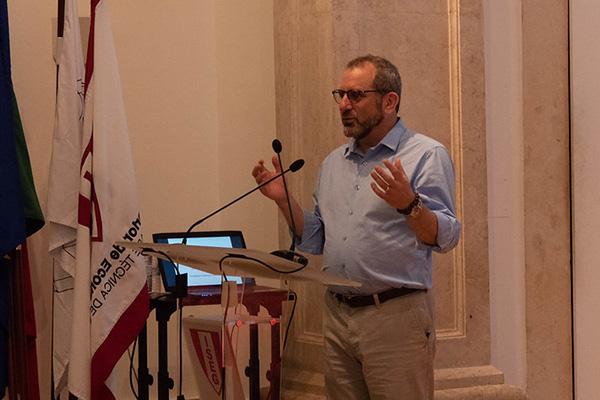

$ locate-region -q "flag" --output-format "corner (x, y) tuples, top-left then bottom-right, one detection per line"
(7, 242), (40, 400)
(0, 0), (23, 258)
(68, 0), (149, 398)
(0, 3), (45, 399)
(0, 1), (44, 255)
(46, 0), (85, 395)
(0, 0), (45, 397)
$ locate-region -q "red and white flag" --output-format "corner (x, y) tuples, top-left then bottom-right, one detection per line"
(46, 0), (85, 395)
(69, 0), (148, 398)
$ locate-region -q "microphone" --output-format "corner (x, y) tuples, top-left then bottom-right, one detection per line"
(268, 139), (308, 267)
(183, 158), (305, 243)
(272, 138), (283, 154)
(272, 139), (298, 252)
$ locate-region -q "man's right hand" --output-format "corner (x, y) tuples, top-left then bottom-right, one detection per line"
(251, 156), (288, 204)
(252, 155), (306, 239)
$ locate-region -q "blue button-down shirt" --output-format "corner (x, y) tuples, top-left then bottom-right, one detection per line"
(297, 119), (461, 294)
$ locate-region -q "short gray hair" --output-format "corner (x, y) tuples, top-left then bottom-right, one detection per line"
(347, 54), (402, 112)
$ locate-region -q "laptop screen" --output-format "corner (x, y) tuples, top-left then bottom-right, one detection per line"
(152, 230), (252, 291)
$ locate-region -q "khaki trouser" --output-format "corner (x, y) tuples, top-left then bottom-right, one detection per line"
(323, 289), (435, 400)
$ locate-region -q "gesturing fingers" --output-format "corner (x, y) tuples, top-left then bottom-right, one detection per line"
(370, 158), (415, 209)
(370, 180), (389, 198)
(252, 160), (266, 179)
(383, 159), (408, 183)
(271, 155), (283, 173)
(253, 160), (277, 187)
(370, 166), (393, 194)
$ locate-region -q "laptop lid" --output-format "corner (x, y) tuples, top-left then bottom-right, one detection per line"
(152, 230), (255, 292)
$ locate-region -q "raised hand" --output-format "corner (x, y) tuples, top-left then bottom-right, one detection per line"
(251, 156), (288, 204)
(370, 158), (415, 209)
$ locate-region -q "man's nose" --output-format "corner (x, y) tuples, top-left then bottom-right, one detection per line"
(338, 95), (353, 111)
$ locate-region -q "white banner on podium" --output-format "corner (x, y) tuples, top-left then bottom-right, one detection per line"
(184, 316), (245, 400)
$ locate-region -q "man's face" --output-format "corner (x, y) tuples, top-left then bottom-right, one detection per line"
(337, 64), (384, 142)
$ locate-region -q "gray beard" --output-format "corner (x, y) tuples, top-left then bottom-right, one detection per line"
(343, 112), (384, 142)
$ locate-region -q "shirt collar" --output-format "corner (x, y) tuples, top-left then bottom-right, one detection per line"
(344, 118), (408, 158)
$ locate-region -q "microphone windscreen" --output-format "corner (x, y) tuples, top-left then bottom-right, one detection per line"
(289, 159), (305, 172)
(272, 139), (283, 153)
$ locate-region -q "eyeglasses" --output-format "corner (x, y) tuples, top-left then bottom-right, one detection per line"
(331, 89), (380, 104)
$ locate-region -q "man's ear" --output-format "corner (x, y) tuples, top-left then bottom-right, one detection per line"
(384, 92), (400, 114)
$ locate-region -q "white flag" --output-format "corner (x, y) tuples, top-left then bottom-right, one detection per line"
(46, 0), (84, 396)
(68, 0), (148, 398)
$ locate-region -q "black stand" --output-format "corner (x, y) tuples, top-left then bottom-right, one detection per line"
(137, 324), (153, 400)
(137, 284), (287, 400)
(137, 294), (178, 400)
(245, 324), (261, 400)
(154, 296), (178, 399)
(137, 273), (187, 400)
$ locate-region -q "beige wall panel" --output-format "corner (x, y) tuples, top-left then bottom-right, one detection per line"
(571, 1), (600, 398)
(522, 1), (572, 399)
(274, 0), (337, 374)
(274, 0), (489, 379)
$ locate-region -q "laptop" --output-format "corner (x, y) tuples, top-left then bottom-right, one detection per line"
(152, 230), (255, 293)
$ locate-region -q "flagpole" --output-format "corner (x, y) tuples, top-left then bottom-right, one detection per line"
(58, 0), (65, 36)
(51, 2), (64, 398)
(56, 0), (65, 93)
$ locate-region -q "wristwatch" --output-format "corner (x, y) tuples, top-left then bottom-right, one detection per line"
(396, 192), (423, 218)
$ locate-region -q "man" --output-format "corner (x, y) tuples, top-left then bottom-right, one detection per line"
(252, 55), (460, 399)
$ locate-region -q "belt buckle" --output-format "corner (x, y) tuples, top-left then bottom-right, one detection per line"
(332, 292), (345, 303)
(334, 292), (359, 307)
(373, 293), (380, 306)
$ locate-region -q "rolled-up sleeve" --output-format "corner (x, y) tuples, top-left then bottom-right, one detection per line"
(297, 207), (325, 255)
(433, 212), (461, 252)
(414, 146), (461, 253)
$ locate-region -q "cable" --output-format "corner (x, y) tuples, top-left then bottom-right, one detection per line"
(128, 339), (139, 400)
(219, 255), (233, 335)
(50, 259), (56, 400)
(282, 290), (297, 351)
(265, 289), (298, 400)
(219, 256), (231, 400)
(143, 249), (180, 276)
(223, 252), (308, 275)
(177, 300), (185, 400)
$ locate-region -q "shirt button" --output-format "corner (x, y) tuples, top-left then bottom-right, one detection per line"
(349, 210), (353, 215)
(343, 236), (347, 241)
(355, 184), (360, 190)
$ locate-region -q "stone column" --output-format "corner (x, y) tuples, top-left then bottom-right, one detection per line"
(522, 1), (572, 399)
(273, 1), (525, 398)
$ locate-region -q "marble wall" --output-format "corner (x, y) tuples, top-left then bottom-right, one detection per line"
(273, 1), (572, 399)
(522, 1), (571, 399)
(273, 0), (515, 397)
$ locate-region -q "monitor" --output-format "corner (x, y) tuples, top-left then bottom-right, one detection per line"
(152, 230), (254, 292)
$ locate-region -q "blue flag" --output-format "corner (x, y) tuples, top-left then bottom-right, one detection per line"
(0, 0), (44, 396)
(0, 2), (18, 395)
(0, 0), (26, 257)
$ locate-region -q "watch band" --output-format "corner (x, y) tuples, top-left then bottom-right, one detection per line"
(396, 192), (421, 216)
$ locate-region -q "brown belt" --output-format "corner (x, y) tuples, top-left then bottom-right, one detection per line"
(331, 287), (424, 308)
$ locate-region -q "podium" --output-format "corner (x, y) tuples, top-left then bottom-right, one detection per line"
(118, 241), (360, 400)
(183, 312), (282, 400)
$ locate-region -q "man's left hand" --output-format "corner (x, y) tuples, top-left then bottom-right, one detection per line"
(370, 158), (415, 208)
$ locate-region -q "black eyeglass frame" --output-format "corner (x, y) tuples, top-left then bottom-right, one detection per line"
(331, 88), (383, 104)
